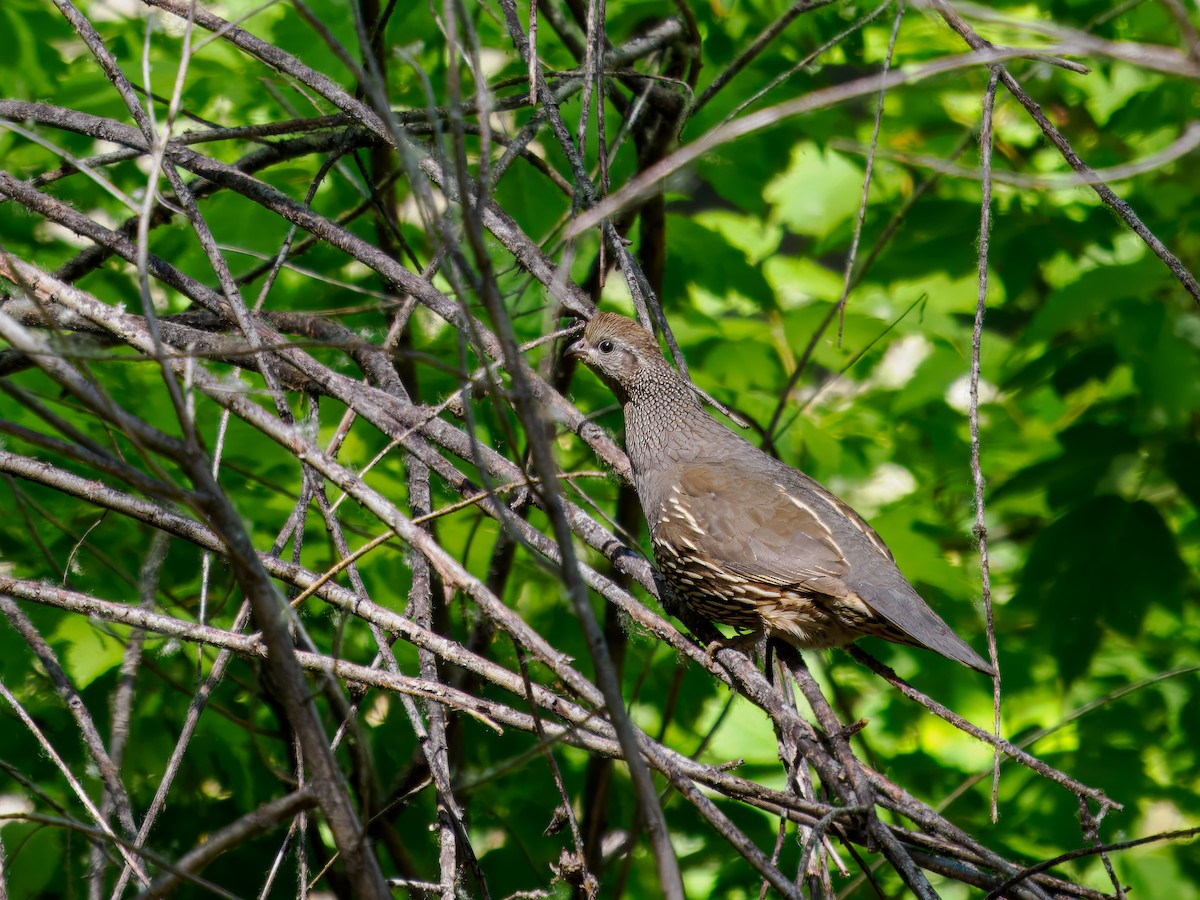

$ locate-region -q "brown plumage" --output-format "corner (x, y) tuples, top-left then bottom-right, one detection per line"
(568, 312), (993, 674)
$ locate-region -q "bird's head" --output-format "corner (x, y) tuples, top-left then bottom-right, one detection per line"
(566, 312), (668, 402)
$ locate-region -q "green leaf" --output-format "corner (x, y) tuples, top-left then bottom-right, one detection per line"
(52, 616), (125, 690)
(764, 143), (864, 240)
(1013, 496), (1187, 684)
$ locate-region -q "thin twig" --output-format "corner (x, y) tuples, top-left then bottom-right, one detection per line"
(973, 65), (1003, 823)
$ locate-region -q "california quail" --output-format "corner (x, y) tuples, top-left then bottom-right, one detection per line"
(568, 312), (993, 674)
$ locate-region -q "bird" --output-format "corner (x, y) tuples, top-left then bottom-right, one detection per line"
(567, 312), (993, 675)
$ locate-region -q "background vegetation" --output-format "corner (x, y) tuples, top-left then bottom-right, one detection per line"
(0, 0), (1197, 897)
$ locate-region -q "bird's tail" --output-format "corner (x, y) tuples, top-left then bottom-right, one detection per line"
(862, 582), (994, 675)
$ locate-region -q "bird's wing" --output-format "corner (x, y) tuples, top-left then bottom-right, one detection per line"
(657, 463), (851, 592)
(664, 463), (994, 674)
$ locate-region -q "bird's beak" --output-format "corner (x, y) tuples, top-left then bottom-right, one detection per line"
(565, 339), (587, 360)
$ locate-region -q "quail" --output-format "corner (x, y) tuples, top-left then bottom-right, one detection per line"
(567, 312), (993, 674)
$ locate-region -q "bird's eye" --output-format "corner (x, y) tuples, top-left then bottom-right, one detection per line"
(597, 339), (615, 353)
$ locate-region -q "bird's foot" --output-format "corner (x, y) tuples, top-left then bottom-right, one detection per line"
(703, 628), (768, 667)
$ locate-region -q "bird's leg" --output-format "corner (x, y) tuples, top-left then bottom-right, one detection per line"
(658, 585), (768, 666)
(703, 627), (768, 667)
